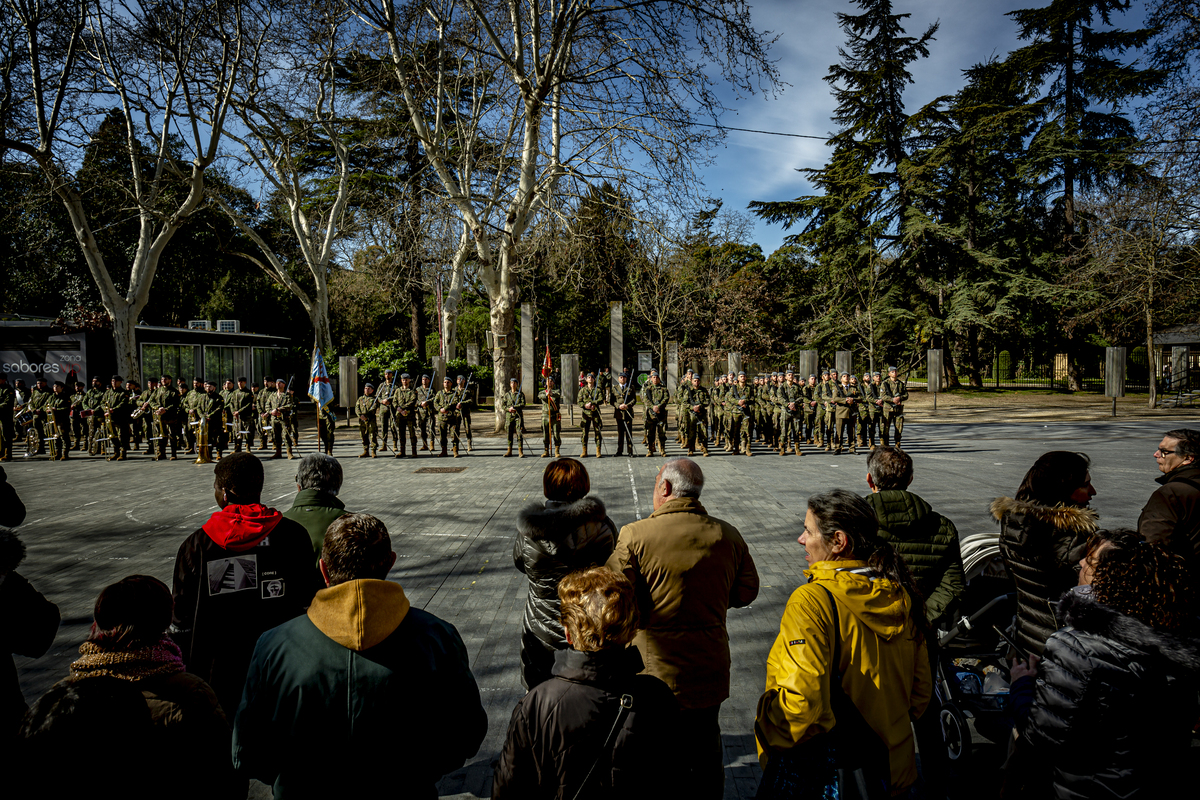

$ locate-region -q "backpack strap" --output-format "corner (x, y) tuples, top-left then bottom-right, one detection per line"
(571, 692), (634, 800)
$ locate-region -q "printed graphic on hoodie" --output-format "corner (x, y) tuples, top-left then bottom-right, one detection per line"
(208, 556), (259, 595)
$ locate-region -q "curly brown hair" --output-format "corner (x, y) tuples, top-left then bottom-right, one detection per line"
(558, 567), (639, 652)
(1092, 543), (1193, 633)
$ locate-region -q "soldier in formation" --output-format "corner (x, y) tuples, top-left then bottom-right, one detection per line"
(392, 373), (418, 458)
(455, 375), (475, 452)
(267, 378), (296, 459)
(102, 375), (132, 461)
(538, 376), (563, 458)
(44, 381), (71, 459)
(881, 366), (908, 448)
(434, 376), (463, 458)
(726, 371), (754, 456)
(577, 373), (604, 457)
(69, 380), (87, 451)
(500, 377), (526, 457)
(152, 374), (182, 461)
(597, 365), (613, 404)
(356, 383), (380, 458)
(416, 374), (436, 451)
(680, 373), (710, 457)
(641, 370), (670, 457)
(376, 369), (399, 453)
(611, 371), (637, 456)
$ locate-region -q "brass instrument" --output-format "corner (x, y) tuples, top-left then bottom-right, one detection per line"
(45, 405), (62, 460)
(104, 405), (119, 450)
(193, 414), (213, 464)
(151, 406), (167, 454)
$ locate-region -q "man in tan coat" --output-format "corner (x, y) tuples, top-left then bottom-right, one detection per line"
(606, 457), (759, 799)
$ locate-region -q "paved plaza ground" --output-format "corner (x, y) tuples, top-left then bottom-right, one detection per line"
(9, 413), (1198, 798)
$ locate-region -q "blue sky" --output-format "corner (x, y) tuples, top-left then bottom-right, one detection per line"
(709, 0), (1150, 253)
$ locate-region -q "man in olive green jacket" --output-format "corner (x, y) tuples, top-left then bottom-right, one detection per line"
(606, 457), (758, 800)
(282, 454), (349, 556)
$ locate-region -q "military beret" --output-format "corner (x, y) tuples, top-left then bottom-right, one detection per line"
(587, 373), (595, 378)
(401, 372), (410, 379)
(275, 378), (286, 384)
(238, 376), (247, 382)
(364, 383), (375, 389)
(841, 372), (850, 377)
(35, 376), (47, 382)
(456, 375), (465, 381)
(786, 370), (794, 374)
(649, 369), (658, 376)
(888, 366), (898, 372)
(422, 374), (430, 380)
(111, 374), (123, 382)
(686, 368), (694, 373)
(808, 374), (817, 379)
(738, 371), (746, 377)
(52, 380), (65, 389)
(204, 379), (215, 385)
(384, 369), (395, 374)
(443, 376), (453, 382)
(509, 377), (519, 383)
(251, 383), (260, 388)
(873, 371), (881, 376)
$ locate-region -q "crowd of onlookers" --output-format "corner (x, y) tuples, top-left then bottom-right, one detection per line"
(3, 426), (1198, 799)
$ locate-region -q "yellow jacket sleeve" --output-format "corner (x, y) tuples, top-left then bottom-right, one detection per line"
(755, 584), (836, 767)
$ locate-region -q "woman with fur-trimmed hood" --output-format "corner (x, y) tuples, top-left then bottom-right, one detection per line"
(514, 458), (617, 690)
(992, 451), (1098, 656)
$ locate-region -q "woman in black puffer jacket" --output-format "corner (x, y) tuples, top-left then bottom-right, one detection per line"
(992, 451), (1098, 656)
(1011, 542), (1199, 799)
(514, 459), (617, 689)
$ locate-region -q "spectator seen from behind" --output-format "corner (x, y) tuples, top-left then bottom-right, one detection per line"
(281, 453), (349, 555)
(0, 466), (26, 526)
(514, 458), (617, 689)
(171, 452), (319, 716)
(233, 513), (487, 799)
(1138, 428), (1200, 592)
(1, 528), (59, 734)
(605, 457), (758, 799)
(992, 451), (1098, 656)
(1011, 537), (1198, 799)
(68, 575), (239, 799)
(756, 489), (931, 797)
(492, 567), (679, 800)
(864, 446), (964, 628)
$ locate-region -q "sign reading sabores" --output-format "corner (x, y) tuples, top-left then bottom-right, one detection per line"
(0, 335), (87, 383)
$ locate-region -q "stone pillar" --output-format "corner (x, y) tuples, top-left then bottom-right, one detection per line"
(432, 356), (445, 388)
(609, 302), (623, 376)
(666, 341), (679, 392)
(521, 303), (534, 400)
(797, 350), (818, 380)
(339, 357), (358, 421)
(466, 344), (479, 366)
(835, 350), (852, 378)
(1171, 346), (1189, 385)
(727, 351), (741, 376)
(561, 354), (580, 405)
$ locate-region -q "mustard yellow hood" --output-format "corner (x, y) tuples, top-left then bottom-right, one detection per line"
(307, 579), (410, 651)
(803, 560), (911, 641)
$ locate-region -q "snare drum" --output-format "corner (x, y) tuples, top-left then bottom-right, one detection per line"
(16, 410), (34, 426)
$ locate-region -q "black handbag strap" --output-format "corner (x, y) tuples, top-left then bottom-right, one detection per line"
(817, 584), (845, 687)
(571, 692), (633, 800)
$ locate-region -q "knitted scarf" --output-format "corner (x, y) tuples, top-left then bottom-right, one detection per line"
(70, 635), (186, 682)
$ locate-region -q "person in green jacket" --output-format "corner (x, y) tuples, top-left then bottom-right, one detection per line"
(500, 377), (526, 458)
(577, 373), (604, 457)
(863, 445), (963, 798)
(282, 454), (349, 555)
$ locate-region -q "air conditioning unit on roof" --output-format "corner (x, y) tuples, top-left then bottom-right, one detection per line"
(217, 319), (241, 333)
(188, 320), (212, 331)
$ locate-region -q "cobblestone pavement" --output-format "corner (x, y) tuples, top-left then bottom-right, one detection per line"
(8, 418), (1186, 798)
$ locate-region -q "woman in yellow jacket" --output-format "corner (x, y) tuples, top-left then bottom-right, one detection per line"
(755, 489), (932, 797)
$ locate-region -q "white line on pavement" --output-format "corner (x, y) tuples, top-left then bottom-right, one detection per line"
(627, 459), (641, 520)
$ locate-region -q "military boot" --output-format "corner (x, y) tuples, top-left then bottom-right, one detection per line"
(504, 445), (512, 458)
(554, 446), (561, 458)
(467, 439), (473, 452)
(700, 442), (710, 457)
(519, 442), (525, 458)
(439, 445), (448, 457)
(541, 448), (549, 458)
(581, 443), (588, 458)
(272, 447), (282, 459)
(595, 440), (602, 458)
(286, 446), (295, 460)
(358, 448), (369, 458)
(745, 445), (753, 457)
(453, 443), (459, 458)
(687, 448), (695, 457)
(420, 441), (429, 452)
(795, 444), (803, 457)
(371, 448), (378, 458)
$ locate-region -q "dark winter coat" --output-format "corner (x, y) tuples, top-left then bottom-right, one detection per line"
(514, 496), (617, 688)
(866, 489), (964, 626)
(492, 646), (680, 800)
(1138, 463), (1200, 591)
(171, 504), (320, 716)
(233, 579), (487, 799)
(1015, 589), (1200, 799)
(1, 571), (59, 733)
(281, 488), (348, 555)
(0, 466), (26, 527)
(992, 497), (1097, 656)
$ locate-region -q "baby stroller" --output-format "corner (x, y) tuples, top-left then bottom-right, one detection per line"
(931, 531), (1017, 762)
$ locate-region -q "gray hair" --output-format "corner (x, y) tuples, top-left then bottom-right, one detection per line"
(661, 458), (704, 498)
(296, 454), (343, 494)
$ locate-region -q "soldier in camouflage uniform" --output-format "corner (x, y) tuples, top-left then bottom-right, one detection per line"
(709, 374), (726, 447)
(818, 370), (836, 447)
(355, 383), (380, 458)
(227, 377), (254, 453)
(376, 369), (399, 452)
(776, 370), (805, 456)
(68, 380), (86, 451)
(316, 403), (336, 455)
(858, 372), (878, 449)
(183, 377), (205, 454)
(44, 381), (71, 459)
(27, 378), (51, 455)
(392, 373), (418, 458)
(801, 374), (818, 445)
(641, 370), (670, 457)
(832, 372), (860, 455)
(102, 375), (133, 461)
(538, 376), (563, 458)
(434, 376), (463, 457)
(577, 373), (604, 457)
(416, 375), (437, 451)
(611, 371), (637, 456)
(728, 371), (755, 456)
(152, 374), (182, 461)
(597, 365), (613, 405)
(500, 377), (526, 457)
(195, 380), (226, 461)
(674, 368), (693, 445)
(454, 375), (475, 451)
(255, 378), (273, 451)
(681, 374), (711, 457)
(267, 378), (296, 459)
(82, 377), (105, 454)
(880, 366), (908, 448)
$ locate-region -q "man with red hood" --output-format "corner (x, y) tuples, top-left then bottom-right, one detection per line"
(171, 452), (319, 716)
